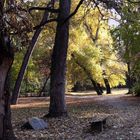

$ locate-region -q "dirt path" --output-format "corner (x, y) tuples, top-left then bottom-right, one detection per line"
(12, 89), (140, 140)
(12, 88), (128, 108)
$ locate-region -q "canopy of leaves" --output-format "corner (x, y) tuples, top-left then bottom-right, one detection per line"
(67, 2), (126, 90)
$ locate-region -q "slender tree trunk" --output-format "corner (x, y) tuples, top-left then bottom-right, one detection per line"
(126, 62), (132, 94)
(97, 83), (103, 94)
(11, 2), (54, 105)
(103, 78), (111, 94)
(38, 75), (50, 97)
(47, 0), (71, 117)
(90, 79), (102, 95)
(102, 70), (111, 94)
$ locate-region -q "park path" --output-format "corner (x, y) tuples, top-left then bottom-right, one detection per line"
(12, 88), (140, 112)
(12, 88), (140, 140)
(12, 88), (129, 108)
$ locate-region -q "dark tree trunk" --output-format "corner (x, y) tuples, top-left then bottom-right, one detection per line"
(11, 1), (54, 105)
(3, 71), (15, 140)
(126, 62), (132, 94)
(47, 0), (71, 117)
(38, 75), (50, 97)
(97, 83), (103, 94)
(102, 70), (111, 94)
(103, 78), (111, 94)
(0, 32), (15, 140)
(90, 80), (102, 95)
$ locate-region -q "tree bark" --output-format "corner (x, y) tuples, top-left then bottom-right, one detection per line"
(11, 1), (55, 105)
(38, 75), (50, 97)
(3, 69), (15, 140)
(0, 32), (15, 140)
(126, 62), (132, 94)
(103, 78), (111, 94)
(90, 80), (102, 95)
(47, 0), (71, 117)
(97, 83), (103, 94)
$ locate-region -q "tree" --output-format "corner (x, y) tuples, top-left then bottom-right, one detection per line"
(0, 1), (15, 139)
(0, 0), (35, 138)
(71, 53), (103, 95)
(112, 2), (140, 95)
(0, 32), (15, 140)
(67, 5), (126, 94)
(0, 0), (126, 139)
(84, 18), (111, 94)
(46, 0), (71, 117)
(11, 0), (56, 104)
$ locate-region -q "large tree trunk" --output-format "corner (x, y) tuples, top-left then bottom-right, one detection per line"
(47, 0), (71, 117)
(11, 1), (54, 105)
(3, 67), (15, 140)
(0, 59), (9, 139)
(0, 33), (15, 139)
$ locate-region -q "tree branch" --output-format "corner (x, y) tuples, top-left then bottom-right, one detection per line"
(33, 0), (57, 30)
(92, 0), (105, 17)
(33, 19), (57, 30)
(97, 0), (122, 14)
(63, 0), (85, 23)
(84, 19), (101, 44)
(29, 7), (60, 13)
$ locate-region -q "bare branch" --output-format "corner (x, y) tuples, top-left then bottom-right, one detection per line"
(92, 0), (105, 17)
(29, 7), (60, 14)
(84, 19), (101, 44)
(63, 0), (85, 23)
(33, 19), (57, 30)
(32, 0), (58, 30)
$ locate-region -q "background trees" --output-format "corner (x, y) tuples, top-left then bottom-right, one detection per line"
(67, 5), (126, 94)
(111, 1), (140, 95)
(1, 0), (140, 139)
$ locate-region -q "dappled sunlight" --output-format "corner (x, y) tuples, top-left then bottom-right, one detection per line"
(67, 88), (128, 96)
(11, 102), (49, 109)
(12, 92), (140, 140)
(0, 0), (139, 139)
(11, 89), (129, 110)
